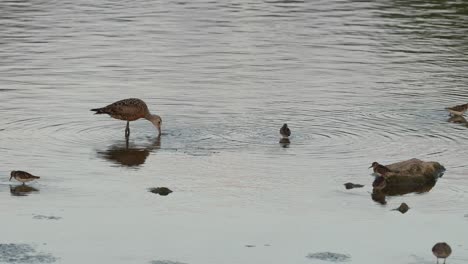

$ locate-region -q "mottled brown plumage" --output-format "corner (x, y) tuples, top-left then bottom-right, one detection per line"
(432, 242), (452, 264)
(369, 162), (392, 176)
(10, 170), (40, 185)
(446, 103), (468, 116)
(91, 98), (162, 137)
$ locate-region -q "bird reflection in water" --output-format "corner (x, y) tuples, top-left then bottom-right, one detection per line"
(97, 136), (161, 167)
(447, 115), (468, 126)
(10, 185), (39, 196)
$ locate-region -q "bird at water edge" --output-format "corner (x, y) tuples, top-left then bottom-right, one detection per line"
(10, 171), (40, 185)
(445, 103), (468, 116)
(432, 242), (452, 264)
(369, 162), (392, 177)
(280, 124), (291, 138)
(91, 98), (162, 138)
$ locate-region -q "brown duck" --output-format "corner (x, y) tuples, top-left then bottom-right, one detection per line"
(10, 171), (40, 185)
(91, 98), (162, 138)
(432, 242), (452, 264)
(369, 162), (392, 177)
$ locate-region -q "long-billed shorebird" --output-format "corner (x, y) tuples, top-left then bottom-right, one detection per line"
(10, 171), (40, 185)
(446, 103), (468, 116)
(369, 162), (392, 177)
(91, 98), (162, 138)
(432, 242), (452, 264)
(280, 124), (291, 138)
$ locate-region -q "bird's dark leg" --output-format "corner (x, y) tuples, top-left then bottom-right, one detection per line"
(125, 121), (130, 138)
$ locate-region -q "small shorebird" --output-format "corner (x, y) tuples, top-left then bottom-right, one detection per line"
(10, 171), (40, 185)
(446, 103), (468, 116)
(91, 98), (162, 138)
(280, 124), (291, 138)
(369, 162), (392, 177)
(432, 242), (452, 264)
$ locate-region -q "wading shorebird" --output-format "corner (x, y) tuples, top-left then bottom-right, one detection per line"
(280, 124), (291, 138)
(10, 171), (40, 185)
(445, 103), (468, 116)
(432, 242), (452, 264)
(369, 162), (392, 177)
(91, 98), (162, 138)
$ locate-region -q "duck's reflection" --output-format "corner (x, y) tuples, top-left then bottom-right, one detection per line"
(371, 175), (437, 205)
(97, 136), (161, 167)
(10, 185), (39, 196)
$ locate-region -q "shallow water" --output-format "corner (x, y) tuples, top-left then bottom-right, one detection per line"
(1, 0), (468, 263)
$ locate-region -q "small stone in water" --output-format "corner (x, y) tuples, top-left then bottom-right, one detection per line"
(306, 252), (351, 262)
(149, 187), (173, 196)
(343, 183), (364, 190)
(393, 203), (409, 214)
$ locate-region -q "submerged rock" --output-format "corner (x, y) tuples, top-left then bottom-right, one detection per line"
(392, 203), (410, 214)
(344, 183), (364, 190)
(149, 187), (173, 196)
(306, 252), (351, 262)
(0, 244), (56, 263)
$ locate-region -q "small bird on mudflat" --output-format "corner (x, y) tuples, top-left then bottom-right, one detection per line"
(91, 98), (162, 138)
(10, 171), (40, 185)
(445, 103), (468, 116)
(432, 242), (452, 264)
(280, 124), (291, 138)
(369, 162), (392, 177)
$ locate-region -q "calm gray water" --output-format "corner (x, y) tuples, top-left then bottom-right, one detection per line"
(1, 0), (468, 263)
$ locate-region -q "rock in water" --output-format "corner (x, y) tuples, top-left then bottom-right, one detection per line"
(393, 203), (410, 214)
(344, 182), (364, 190)
(149, 187), (173, 196)
(384, 158), (445, 179)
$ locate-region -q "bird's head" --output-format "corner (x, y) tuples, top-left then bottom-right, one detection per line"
(9, 171), (15, 181)
(148, 114), (162, 135)
(369, 162), (378, 168)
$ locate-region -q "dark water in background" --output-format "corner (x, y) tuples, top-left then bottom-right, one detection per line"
(1, 0), (468, 263)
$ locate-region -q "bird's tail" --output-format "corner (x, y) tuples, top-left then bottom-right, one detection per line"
(33, 175), (40, 179)
(90, 108), (106, 114)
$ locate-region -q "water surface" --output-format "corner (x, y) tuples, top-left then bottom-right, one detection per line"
(1, 0), (468, 263)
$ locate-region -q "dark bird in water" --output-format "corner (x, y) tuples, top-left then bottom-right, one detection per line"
(432, 242), (452, 264)
(91, 98), (162, 138)
(369, 162), (392, 177)
(344, 182), (364, 190)
(10, 171), (40, 185)
(280, 124), (291, 138)
(392, 202), (409, 214)
(446, 103), (468, 116)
